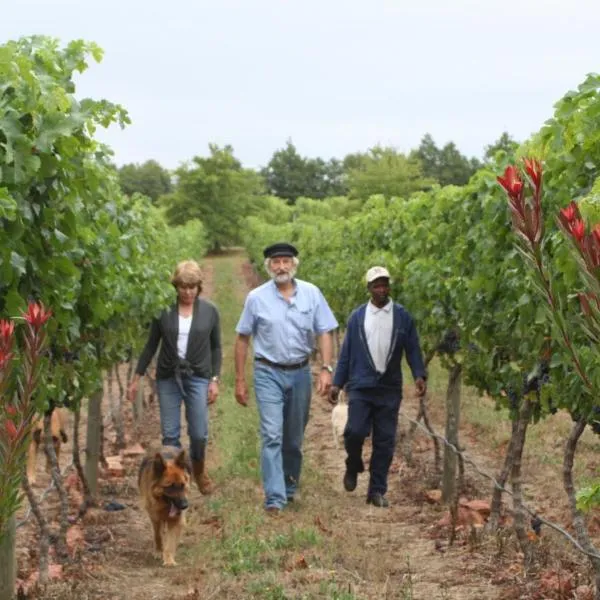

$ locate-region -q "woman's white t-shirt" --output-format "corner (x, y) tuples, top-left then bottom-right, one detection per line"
(177, 315), (192, 359)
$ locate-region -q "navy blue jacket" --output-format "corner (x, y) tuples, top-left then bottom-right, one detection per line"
(333, 302), (426, 393)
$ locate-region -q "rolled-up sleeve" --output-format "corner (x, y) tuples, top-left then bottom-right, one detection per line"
(313, 289), (338, 333)
(235, 294), (256, 336)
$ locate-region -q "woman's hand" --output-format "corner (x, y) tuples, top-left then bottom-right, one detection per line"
(208, 381), (219, 404)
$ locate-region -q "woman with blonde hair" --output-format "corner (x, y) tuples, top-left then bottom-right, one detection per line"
(128, 260), (221, 494)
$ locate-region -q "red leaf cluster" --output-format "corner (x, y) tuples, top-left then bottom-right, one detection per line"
(498, 159), (543, 245)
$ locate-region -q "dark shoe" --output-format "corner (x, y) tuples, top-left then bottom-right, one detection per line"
(343, 470), (357, 492)
(366, 493), (389, 508)
(265, 506), (281, 516)
(103, 501), (126, 512)
(286, 496), (294, 503)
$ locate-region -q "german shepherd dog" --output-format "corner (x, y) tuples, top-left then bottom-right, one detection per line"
(138, 447), (191, 566)
(26, 408), (68, 484)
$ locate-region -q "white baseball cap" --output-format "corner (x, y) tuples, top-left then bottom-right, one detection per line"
(365, 266), (391, 284)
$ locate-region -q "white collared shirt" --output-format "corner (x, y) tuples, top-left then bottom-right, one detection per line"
(364, 299), (393, 373)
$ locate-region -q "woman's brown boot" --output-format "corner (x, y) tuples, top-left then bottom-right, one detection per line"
(192, 459), (213, 495)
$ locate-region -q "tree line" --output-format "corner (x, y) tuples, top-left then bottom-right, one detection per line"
(116, 133), (519, 251)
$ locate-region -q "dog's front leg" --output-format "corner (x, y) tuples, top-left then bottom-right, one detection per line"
(26, 438), (38, 484)
(162, 520), (181, 566)
(151, 518), (163, 558)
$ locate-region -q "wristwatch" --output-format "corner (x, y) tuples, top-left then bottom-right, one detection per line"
(321, 364), (333, 374)
(211, 376), (220, 383)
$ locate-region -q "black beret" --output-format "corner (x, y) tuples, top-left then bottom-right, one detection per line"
(263, 242), (298, 259)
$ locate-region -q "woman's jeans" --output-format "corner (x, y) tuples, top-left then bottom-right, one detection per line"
(253, 363), (312, 509)
(156, 375), (209, 461)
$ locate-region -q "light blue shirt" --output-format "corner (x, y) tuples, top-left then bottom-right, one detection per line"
(236, 279), (338, 364)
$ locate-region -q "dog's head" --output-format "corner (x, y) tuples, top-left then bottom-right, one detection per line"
(152, 449), (191, 516)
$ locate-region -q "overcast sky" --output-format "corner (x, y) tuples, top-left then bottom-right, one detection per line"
(2, 0), (599, 170)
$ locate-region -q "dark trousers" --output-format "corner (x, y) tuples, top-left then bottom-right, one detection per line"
(344, 388), (401, 496)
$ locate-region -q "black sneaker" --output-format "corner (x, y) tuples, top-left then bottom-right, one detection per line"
(343, 470), (357, 492)
(366, 493), (389, 508)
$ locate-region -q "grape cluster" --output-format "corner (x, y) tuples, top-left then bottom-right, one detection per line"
(507, 387), (520, 411)
(506, 360), (554, 413)
(590, 406), (600, 435)
(48, 344), (80, 364)
(522, 360), (551, 396)
(437, 329), (460, 355)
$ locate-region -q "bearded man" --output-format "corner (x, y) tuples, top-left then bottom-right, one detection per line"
(234, 242), (338, 513)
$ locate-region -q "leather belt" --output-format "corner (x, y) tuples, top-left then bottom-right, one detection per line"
(255, 356), (309, 370)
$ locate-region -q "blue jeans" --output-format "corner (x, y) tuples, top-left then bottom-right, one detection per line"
(156, 375), (209, 461)
(253, 363), (312, 509)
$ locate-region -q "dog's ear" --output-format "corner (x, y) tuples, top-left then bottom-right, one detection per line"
(174, 449), (189, 472)
(60, 430), (68, 444)
(153, 453), (166, 478)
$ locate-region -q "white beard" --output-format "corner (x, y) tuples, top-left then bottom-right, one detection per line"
(268, 266), (297, 284)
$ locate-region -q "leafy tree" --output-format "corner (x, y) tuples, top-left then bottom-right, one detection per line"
(322, 157), (348, 197)
(261, 140), (309, 202)
(484, 131), (519, 163)
(262, 140), (347, 202)
(118, 159), (172, 202)
(412, 134), (481, 186)
(342, 152), (366, 173)
(346, 146), (433, 200)
(438, 142), (481, 185)
(162, 144), (264, 251)
(411, 134), (439, 177)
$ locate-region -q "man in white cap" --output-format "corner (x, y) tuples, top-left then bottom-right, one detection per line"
(330, 266), (426, 507)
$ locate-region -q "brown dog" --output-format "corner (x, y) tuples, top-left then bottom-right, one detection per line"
(138, 447), (191, 566)
(26, 408), (68, 484)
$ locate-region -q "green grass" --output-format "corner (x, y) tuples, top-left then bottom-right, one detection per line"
(246, 578), (290, 599)
(316, 582), (359, 599)
(209, 252), (261, 485)
(214, 525), (321, 576)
